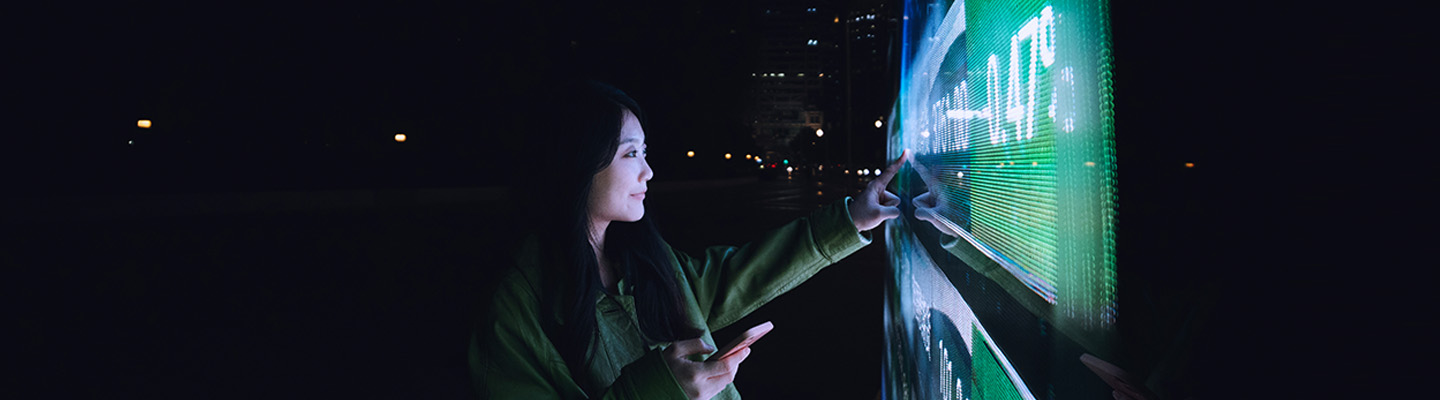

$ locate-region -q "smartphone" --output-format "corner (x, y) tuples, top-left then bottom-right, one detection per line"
(714, 321), (773, 361)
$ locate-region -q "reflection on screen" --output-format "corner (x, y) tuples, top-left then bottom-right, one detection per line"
(886, 221), (1035, 400)
(884, 0), (1117, 398)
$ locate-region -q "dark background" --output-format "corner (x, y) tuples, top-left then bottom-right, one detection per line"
(5, 0), (1419, 398)
(7, 0), (768, 196)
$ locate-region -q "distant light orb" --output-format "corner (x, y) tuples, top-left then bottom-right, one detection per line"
(816, 129), (824, 138)
(1185, 162), (1195, 168)
(874, 119), (883, 128)
(844, 170), (850, 174)
(755, 157), (762, 163)
(860, 169), (870, 176)
(394, 133), (407, 142)
(957, 171), (964, 178)
(128, 140), (134, 145)
(1084, 161), (1096, 167)
(137, 119), (152, 129)
(786, 166), (794, 173)
(745, 154), (753, 160)
(687, 150), (695, 158)
(725, 153), (732, 159)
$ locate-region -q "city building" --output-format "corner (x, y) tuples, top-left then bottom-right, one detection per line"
(844, 1), (899, 167)
(744, 1), (897, 169)
(745, 3), (842, 166)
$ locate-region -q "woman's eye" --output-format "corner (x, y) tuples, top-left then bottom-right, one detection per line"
(625, 150), (638, 158)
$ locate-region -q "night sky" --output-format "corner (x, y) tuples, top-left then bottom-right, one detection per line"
(11, 0), (767, 195)
(9, 0), (1379, 198)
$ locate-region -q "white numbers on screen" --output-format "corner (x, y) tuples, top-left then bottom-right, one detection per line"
(1004, 6), (1054, 143)
(934, 6), (1064, 150)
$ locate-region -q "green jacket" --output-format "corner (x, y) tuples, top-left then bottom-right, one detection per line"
(470, 197), (871, 399)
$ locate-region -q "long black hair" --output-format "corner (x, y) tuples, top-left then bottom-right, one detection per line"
(511, 81), (702, 392)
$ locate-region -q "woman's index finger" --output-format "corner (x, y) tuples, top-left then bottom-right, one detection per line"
(874, 149), (909, 188)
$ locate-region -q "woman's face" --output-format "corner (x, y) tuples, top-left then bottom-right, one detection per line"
(589, 109), (652, 225)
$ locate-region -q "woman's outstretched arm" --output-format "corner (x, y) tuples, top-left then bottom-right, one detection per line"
(672, 151), (908, 331)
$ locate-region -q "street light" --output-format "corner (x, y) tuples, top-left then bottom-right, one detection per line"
(137, 119), (152, 129)
(394, 133), (407, 143)
(725, 153), (732, 160)
(687, 150), (695, 158)
(875, 119), (883, 128)
(816, 128), (824, 138)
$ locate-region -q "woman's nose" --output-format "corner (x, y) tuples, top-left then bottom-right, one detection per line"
(640, 159), (654, 182)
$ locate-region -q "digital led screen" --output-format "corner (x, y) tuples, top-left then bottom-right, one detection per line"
(883, 0), (1117, 398)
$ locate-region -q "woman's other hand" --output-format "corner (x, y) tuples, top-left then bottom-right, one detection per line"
(663, 337), (751, 400)
(849, 149), (909, 232)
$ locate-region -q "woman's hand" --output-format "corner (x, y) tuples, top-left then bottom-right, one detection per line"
(849, 149), (909, 232)
(663, 337), (751, 400)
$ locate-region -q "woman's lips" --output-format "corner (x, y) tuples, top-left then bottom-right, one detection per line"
(630, 192), (646, 200)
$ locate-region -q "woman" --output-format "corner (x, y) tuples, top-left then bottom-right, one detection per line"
(470, 81), (906, 399)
